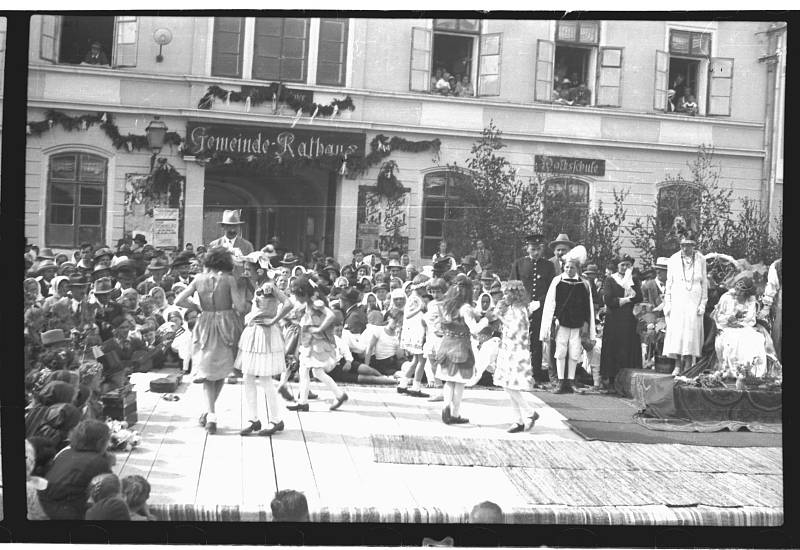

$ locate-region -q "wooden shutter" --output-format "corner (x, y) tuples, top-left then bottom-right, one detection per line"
(596, 47), (623, 107)
(112, 16), (138, 68)
(39, 15), (61, 63)
(211, 17), (245, 78)
(478, 33), (502, 96)
(409, 27), (432, 92)
(708, 57), (734, 116)
(653, 50), (669, 111)
(534, 39), (554, 102)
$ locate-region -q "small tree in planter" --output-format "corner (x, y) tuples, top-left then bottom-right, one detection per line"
(447, 122), (543, 277)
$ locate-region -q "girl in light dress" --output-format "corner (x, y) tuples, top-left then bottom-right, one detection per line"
(397, 275), (430, 397)
(468, 291), (502, 387)
(492, 281), (539, 433)
(286, 276), (348, 412)
(238, 277), (293, 437)
(422, 278), (447, 401)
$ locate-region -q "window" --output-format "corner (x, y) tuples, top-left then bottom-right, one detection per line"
(655, 30), (732, 116)
(542, 178), (589, 244)
(210, 17), (348, 86)
(655, 183), (701, 255)
(409, 22), (501, 97)
(47, 153), (107, 248)
(535, 22), (623, 107)
(38, 15), (138, 68)
(421, 171), (471, 258)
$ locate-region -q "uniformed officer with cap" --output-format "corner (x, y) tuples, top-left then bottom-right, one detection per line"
(511, 234), (556, 385)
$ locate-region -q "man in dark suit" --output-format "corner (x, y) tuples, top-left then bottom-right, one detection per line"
(548, 233), (574, 275)
(641, 257), (669, 308)
(511, 234), (556, 385)
(209, 210), (255, 255)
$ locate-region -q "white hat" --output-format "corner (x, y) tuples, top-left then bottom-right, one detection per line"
(390, 288), (406, 300)
(563, 245), (587, 266)
(654, 257), (670, 270)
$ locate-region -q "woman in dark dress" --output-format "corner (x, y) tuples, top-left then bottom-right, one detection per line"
(599, 255), (643, 390)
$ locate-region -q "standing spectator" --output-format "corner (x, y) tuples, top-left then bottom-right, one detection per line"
(663, 234), (708, 376)
(599, 255), (643, 390)
(548, 233), (574, 275)
(760, 258), (782, 361)
(82, 41), (110, 66)
(511, 235), (556, 387)
(456, 75), (474, 97)
(642, 257), (669, 308)
(38, 419), (115, 520)
(209, 210), (254, 256)
(581, 263), (602, 308)
(471, 239), (493, 271)
(431, 240), (458, 273)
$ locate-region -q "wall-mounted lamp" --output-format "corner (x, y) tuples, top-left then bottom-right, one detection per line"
(153, 28), (173, 63)
(145, 115), (168, 171)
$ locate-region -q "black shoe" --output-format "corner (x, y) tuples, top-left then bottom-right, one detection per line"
(307, 391), (319, 400)
(442, 405), (452, 424)
(287, 403), (309, 412)
(552, 381), (569, 394)
(258, 421), (285, 436)
(397, 387), (409, 394)
(451, 416), (469, 424)
(278, 385), (295, 402)
(406, 389), (430, 398)
(240, 420), (262, 436)
(507, 422), (525, 433)
(198, 412), (208, 427)
(206, 421), (217, 434)
(528, 411), (540, 431)
(564, 380), (575, 394)
(330, 393), (349, 411)
(226, 375), (238, 385)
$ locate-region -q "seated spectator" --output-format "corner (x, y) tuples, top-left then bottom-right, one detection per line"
(85, 474), (131, 521)
(469, 500), (504, 523)
(39, 419), (115, 520)
(25, 381), (82, 450)
(28, 435), (58, 478)
(713, 274), (767, 379)
(329, 311), (397, 385)
(360, 309), (405, 377)
(122, 475), (157, 521)
(271, 489), (310, 522)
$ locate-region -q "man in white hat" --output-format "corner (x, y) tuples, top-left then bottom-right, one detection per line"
(209, 210), (254, 256)
(548, 233), (575, 275)
(642, 257), (669, 309)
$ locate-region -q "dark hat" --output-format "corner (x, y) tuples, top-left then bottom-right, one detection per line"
(133, 233), (147, 244)
(549, 233), (575, 249)
(58, 262), (78, 276)
(38, 248), (56, 260)
(461, 255), (477, 268)
(583, 264), (599, 276)
(280, 252), (300, 266)
(90, 41), (103, 49)
(93, 277), (115, 295)
(35, 259), (58, 274)
(480, 270), (496, 281)
(68, 273), (90, 287)
(341, 287), (361, 304)
(85, 497), (131, 521)
(433, 258), (453, 272)
(146, 257), (170, 272)
(525, 234), (546, 245)
(324, 265), (340, 276)
(171, 253), (192, 268)
(41, 329), (69, 346)
(93, 247), (114, 260)
(611, 254), (635, 267)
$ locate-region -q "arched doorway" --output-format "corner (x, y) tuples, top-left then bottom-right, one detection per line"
(202, 166), (337, 255)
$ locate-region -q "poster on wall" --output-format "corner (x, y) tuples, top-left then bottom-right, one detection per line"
(124, 173), (185, 248)
(356, 186), (411, 253)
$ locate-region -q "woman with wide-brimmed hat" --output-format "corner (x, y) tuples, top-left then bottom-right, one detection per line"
(663, 232), (708, 375)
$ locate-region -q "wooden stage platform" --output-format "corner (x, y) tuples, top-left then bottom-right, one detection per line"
(114, 373), (783, 525)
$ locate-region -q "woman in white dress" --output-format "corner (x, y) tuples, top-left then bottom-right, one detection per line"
(712, 274), (767, 378)
(663, 235), (708, 375)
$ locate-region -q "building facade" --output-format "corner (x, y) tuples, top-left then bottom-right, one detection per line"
(25, 16), (784, 263)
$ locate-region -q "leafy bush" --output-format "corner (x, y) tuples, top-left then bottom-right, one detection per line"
(586, 188), (629, 272)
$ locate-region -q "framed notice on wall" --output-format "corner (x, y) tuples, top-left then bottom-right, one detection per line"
(356, 186), (411, 253)
(124, 173), (185, 248)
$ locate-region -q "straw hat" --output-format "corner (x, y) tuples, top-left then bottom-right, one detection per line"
(549, 233), (575, 249)
(41, 329), (69, 346)
(219, 209), (245, 225)
(654, 257), (670, 270)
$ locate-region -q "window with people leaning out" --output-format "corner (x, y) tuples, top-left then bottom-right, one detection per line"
(410, 19), (501, 97)
(655, 29), (734, 117)
(535, 21), (623, 108)
(38, 15), (138, 68)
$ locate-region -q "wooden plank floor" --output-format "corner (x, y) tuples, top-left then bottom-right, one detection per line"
(111, 374), (782, 524)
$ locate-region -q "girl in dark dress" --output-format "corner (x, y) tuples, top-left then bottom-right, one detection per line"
(599, 255), (643, 390)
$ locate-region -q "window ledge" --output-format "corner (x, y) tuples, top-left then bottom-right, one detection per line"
(29, 62), (764, 129)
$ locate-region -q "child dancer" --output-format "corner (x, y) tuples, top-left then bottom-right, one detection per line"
(436, 273), (487, 424)
(492, 281), (539, 432)
(423, 279), (447, 400)
(238, 278), (293, 436)
(397, 274), (430, 397)
(287, 276), (348, 412)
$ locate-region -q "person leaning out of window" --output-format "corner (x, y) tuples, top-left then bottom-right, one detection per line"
(82, 41), (110, 66)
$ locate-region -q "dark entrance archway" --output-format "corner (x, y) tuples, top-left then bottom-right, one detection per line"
(202, 166), (337, 256)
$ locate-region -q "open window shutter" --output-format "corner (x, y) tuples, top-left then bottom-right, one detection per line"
(708, 57), (734, 116)
(653, 50), (669, 111)
(409, 27), (432, 92)
(478, 33), (501, 96)
(596, 47), (623, 107)
(112, 16), (138, 68)
(534, 39), (554, 102)
(39, 15), (61, 63)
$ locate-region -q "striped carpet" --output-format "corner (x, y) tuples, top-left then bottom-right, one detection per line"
(370, 435), (782, 474)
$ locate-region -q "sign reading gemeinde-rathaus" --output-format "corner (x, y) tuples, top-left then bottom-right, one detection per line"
(185, 122), (366, 160)
(534, 155), (605, 177)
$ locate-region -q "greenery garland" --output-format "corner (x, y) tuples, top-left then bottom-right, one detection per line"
(197, 84), (355, 117)
(124, 158), (186, 215)
(27, 110), (184, 152)
(344, 134), (441, 178)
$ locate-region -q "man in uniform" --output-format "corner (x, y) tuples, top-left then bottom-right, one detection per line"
(511, 234), (556, 386)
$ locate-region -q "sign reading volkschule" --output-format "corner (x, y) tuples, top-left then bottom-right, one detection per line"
(535, 155), (605, 177)
(186, 122), (366, 160)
